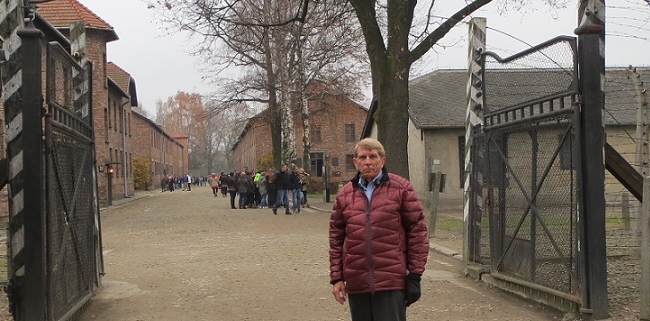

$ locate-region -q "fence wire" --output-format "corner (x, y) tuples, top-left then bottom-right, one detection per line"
(485, 115), (579, 295)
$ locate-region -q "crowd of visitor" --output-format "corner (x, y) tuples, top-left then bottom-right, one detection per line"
(161, 166), (310, 214)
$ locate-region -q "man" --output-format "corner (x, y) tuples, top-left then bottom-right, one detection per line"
(184, 174), (192, 191)
(329, 138), (429, 321)
(272, 164), (291, 215)
(289, 165), (303, 214)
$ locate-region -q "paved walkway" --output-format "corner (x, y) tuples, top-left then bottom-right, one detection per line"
(108, 190), (465, 266)
(83, 186), (565, 321)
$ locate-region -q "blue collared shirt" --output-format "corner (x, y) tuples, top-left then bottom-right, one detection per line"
(358, 171), (383, 202)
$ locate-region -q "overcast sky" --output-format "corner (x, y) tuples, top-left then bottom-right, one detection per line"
(80, 0), (650, 116)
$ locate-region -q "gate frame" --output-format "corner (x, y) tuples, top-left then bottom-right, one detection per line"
(16, 19), (47, 321)
(465, 33), (609, 315)
(5, 10), (102, 321)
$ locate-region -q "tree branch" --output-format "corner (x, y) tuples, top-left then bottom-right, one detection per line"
(408, 0), (492, 64)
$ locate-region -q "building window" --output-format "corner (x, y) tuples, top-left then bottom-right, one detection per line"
(331, 157), (339, 167)
(346, 154), (355, 171)
(107, 103), (112, 129)
(312, 125), (322, 143)
(345, 124), (356, 142)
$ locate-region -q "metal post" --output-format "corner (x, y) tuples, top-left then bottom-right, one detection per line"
(575, 0), (608, 318)
(641, 177), (650, 320)
(324, 154), (330, 203)
(107, 171), (113, 206)
(18, 19), (46, 321)
(622, 192), (631, 231)
(428, 171), (442, 237)
(463, 17), (486, 264)
(629, 66), (649, 252)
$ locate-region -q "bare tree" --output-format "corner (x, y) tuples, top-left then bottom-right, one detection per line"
(147, 0), (367, 168)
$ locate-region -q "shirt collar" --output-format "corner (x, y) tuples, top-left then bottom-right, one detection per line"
(358, 171), (383, 188)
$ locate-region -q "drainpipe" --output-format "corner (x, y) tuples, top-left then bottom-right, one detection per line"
(122, 99), (130, 198)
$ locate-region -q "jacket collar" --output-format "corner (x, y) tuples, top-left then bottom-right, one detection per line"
(351, 167), (389, 188)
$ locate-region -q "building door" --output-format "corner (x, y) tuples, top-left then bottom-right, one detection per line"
(310, 152), (324, 177)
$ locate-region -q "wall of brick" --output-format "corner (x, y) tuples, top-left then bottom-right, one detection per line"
(233, 92), (368, 186)
(131, 112), (185, 190)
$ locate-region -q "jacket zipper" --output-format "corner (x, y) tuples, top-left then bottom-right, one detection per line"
(365, 188), (375, 293)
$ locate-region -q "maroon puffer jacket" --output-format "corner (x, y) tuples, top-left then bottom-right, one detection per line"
(329, 169), (429, 294)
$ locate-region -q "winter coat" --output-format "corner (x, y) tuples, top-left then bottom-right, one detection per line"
(257, 176), (268, 195)
(288, 173), (302, 190)
(274, 170), (290, 190)
(225, 175), (237, 192)
(236, 175), (249, 194)
(329, 167), (429, 294)
(209, 176), (219, 188)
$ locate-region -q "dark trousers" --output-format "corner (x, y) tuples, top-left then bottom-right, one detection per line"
(348, 291), (406, 321)
(239, 193), (247, 208)
(229, 191), (237, 209)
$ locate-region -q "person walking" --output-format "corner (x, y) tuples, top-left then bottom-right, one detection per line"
(220, 172), (228, 197)
(289, 165), (303, 214)
(266, 170), (277, 208)
(167, 175), (174, 192)
(209, 173), (220, 196)
(300, 170), (310, 208)
(236, 172), (249, 209)
(256, 171), (268, 208)
(271, 164), (291, 215)
(225, 172), (238, 209)
(329, 138), (429, 321)
(184, 174), (192, 191)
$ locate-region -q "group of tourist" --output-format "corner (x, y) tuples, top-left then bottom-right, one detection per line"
(160, 174), (198, 192)
(209, 166), (310, 214)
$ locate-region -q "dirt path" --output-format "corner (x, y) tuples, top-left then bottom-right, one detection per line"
(76, 186), (564, 321)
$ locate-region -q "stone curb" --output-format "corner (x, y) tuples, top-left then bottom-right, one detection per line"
(429, 243), (463, 261)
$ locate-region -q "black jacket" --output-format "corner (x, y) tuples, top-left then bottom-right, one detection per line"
(274, 170), (290, 190)
(288, 173), (302, 190)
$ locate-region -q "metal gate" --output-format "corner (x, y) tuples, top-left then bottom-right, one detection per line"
(473, 36), (582, 302)
(3, 14), (102, 320)
(44, 42), (100, 321)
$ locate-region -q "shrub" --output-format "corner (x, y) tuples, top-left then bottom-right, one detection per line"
(133, 157), (151, 190)
(257, 153), (274, 171)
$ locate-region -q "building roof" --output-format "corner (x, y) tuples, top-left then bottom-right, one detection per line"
(408, 69), (469, 128)
(132, 110), (183, 148)
(107, 62), (138, 106)
(408, 67), (650, 129)
(36, 0), (118, 42)
(168, 131), (189, 139)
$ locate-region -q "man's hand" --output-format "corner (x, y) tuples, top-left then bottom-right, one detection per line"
(332, 281), (347, 305)
(405, 273), (421, 307)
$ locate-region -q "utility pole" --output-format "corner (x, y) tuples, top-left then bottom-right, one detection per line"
(629, 66), (650, 253)
(575, 0), (608, 319)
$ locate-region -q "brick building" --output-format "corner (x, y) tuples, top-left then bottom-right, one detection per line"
(167, 131), (190, 175)
(104, 62), (136, 198)
(131, 111), (185, 190)
(38, 0), (129, 201)
(36, 0), (190, 199)
(232, 87), (368, 187)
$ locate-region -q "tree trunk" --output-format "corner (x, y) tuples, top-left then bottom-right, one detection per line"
(376, 75), (410, 178)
